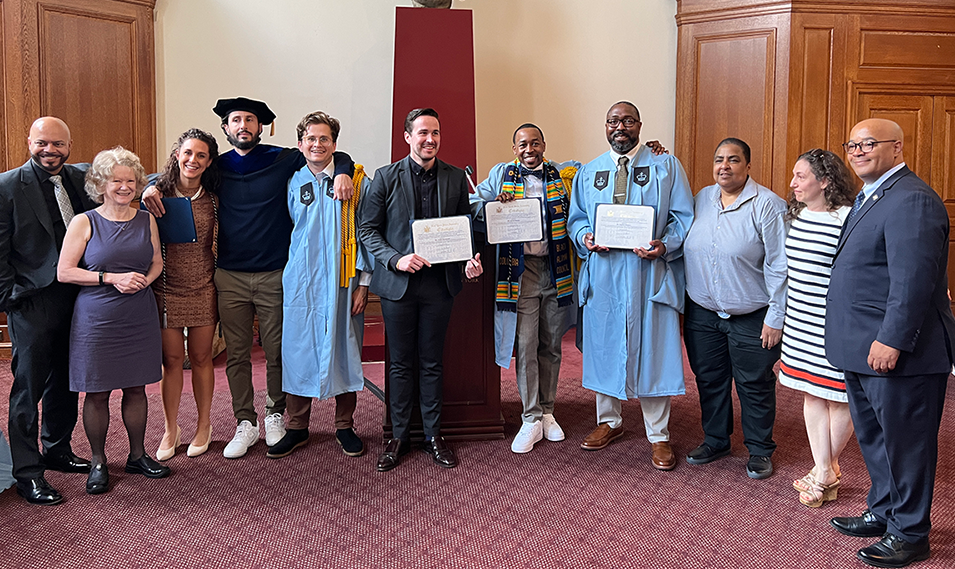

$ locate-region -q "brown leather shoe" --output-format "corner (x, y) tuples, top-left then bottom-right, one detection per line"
(651, 441), (676, 471)
(580, 423), (624, 451)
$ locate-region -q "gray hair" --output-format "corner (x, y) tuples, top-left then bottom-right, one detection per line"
(84, 146), (148, 204)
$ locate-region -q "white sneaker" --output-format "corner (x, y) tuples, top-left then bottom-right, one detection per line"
(542, 413), (565, 441)
(511, 420), (543, 454)
(264, 413), (287, 447)
(223, 420), (260, 459)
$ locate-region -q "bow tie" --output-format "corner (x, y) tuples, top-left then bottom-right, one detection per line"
(520, 167), (543, 180)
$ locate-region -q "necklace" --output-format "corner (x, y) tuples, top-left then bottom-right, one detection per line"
(175, 185), (204, 201)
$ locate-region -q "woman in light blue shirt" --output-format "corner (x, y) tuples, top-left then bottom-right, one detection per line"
(682, 137), (788, 480)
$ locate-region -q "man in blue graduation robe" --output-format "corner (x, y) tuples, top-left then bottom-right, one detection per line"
(567, 101), (694, 471)
(268, 111), (371, 459)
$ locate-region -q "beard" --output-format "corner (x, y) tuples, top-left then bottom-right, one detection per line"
(30, 149), (70, 173)
(608, 133), (638, 154)
(226, 131), (261, 151)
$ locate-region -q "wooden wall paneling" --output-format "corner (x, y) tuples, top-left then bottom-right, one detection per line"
(787, 13), (849, 164)
(855, 91), (935, 183)
(851, 14), (955, 87)
(0, 0), (5, 173)
(2, 0), (156, 171)
(933, 96), (955, 217)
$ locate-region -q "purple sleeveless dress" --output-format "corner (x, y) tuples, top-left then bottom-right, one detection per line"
(69, 209), (161, 392)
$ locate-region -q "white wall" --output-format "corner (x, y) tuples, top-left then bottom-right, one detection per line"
(154, 0), (677, 178)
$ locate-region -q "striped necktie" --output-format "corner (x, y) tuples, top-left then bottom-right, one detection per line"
(50, 175), (74, 227)
(613, 156), (629, 204)
(845, 190), (867, 226)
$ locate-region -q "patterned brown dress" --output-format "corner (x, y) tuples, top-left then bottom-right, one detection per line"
(153, 189), (218, 328)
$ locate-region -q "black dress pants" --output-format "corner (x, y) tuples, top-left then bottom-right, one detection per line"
(7, 282), (80, 481)
(683, 296), (779, 456)
(845, 370), (947, 544)
(380, 268), (454, 440)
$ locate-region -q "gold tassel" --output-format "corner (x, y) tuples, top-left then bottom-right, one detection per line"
(340, 165), (365, 287)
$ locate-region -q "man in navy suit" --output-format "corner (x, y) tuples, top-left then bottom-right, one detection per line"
(358, 108), (483, 472)
(0, 117), (97, 505)
(825, 118), (955, 568)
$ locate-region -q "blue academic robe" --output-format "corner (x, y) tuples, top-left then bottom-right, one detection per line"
(282, 165), (371, 399)
(567, 146), (694, 399)
(469, 160), (580, 368)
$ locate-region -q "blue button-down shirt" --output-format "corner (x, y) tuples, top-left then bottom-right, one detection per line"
(684, 177), (789, 329)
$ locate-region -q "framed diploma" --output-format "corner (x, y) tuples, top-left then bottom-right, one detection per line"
(483, 198), (544, 244)
(594, 204), (655, 249)
(411, 215), (474, 264)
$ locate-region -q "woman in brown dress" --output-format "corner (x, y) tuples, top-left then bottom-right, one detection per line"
(153, 129), (220, 460)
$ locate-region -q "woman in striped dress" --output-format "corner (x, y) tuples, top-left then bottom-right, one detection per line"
(779, 149), (856, 508)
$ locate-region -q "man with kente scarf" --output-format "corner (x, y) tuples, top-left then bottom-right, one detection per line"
(567, 102), (694, 471)
(470, 124), (579, 453)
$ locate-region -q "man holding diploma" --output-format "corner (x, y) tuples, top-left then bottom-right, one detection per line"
(358, 108), (482, 472)
(567, 101), (694, 471)
(470, 124), (580, 454)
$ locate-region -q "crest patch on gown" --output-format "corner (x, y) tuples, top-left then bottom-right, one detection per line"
(594, 171), (609, 190)
(300, 182), (314, 206)
(325, 179), (335, 198)
(632, 166), (650, 187)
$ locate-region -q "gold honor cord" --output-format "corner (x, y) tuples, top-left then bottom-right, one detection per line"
(340, 165), (365, 287)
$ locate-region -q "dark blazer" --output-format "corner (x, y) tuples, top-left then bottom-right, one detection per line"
(358, 156), (471, 301)
(825, 166), (955, 376)
(0, 160), (94, 312)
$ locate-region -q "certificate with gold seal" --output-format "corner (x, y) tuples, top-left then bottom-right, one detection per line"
(483, 198), (544, 244)
(411, 215), (474, 264)
(594, 204), (655, 249)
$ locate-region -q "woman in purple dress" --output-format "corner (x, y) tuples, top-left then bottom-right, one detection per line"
(57, 147), (168, 494)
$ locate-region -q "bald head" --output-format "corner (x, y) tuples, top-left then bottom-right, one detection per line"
(28, 117), (72, 174)
(845, 118), (903, 184)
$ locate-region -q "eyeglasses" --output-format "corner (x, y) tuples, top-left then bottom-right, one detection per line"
(842, 139), (896, 154)
(606, 118), (640, 128)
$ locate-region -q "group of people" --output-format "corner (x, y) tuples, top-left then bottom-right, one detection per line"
(0, 96), (951, 568)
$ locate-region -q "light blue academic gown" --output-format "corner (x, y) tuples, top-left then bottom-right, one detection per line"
(469, 160), (581, 368)
(567, 146), (694, 400)
(282, 164), (371, 400)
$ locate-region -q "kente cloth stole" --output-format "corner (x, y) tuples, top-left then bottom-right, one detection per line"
(340, 165), (364, 287)
(496, 160), (574, 312)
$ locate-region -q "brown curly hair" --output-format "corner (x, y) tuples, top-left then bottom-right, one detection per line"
(155, 128), (220, 197)
(785, 149), (856, 221)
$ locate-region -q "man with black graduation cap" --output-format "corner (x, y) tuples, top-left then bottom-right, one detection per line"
(142, 97), (355, 459)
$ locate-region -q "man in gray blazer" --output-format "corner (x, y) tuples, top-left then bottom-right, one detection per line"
(826, 118), (955, 568)
(358, 108), (482, 472)
(0, 117), (96, 505)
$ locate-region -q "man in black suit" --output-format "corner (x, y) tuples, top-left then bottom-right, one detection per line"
(0, 117), (96, 505)
(358, 108), (482, 472)
(825, 118), (955, 568)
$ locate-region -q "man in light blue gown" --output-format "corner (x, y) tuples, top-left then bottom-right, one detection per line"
(268, 111), (371, 459)
(567, 101), (694, 471)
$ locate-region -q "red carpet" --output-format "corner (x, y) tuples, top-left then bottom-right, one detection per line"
(1, 331), (953, 569)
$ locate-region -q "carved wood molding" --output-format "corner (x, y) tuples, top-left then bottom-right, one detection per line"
(676, 1), (955, 25)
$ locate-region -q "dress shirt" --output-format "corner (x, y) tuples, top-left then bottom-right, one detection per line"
(520, 166), (548, 257)
(684, 177), (789, 329)
(30, 161), (84, 249)
(410, 158), (438, 219)
(861, 161), (906, 200)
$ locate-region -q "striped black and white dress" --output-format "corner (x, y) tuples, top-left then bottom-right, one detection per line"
(778, 205), (850, 402)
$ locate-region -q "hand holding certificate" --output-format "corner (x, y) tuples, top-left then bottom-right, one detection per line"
(594, 204), (655, 250)
(484, 198), (544, 244)
(411, 215), (474, 264)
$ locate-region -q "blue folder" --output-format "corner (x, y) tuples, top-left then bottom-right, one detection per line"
(140, 197), (197, 243)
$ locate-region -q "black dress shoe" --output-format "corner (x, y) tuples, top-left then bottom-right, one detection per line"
(86, 464), (109, 495)
(266, 428), (309, 459)
(377, 438), (410, 472)
(685, 443), (731, 465)
(422, 436), (457, 469)
(16, 476), (63, 505)
(124, 454), (171, 479)
(43, 450), (92, 473)
(857, 534), (930, 568)
(831, 509), (888, 538)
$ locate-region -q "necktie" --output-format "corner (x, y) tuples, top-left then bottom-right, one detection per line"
(318, 172), (330, 197)
(613, 156), (629, 204)
(50, 175), (74, 227)
(845, 190), (867, 226)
